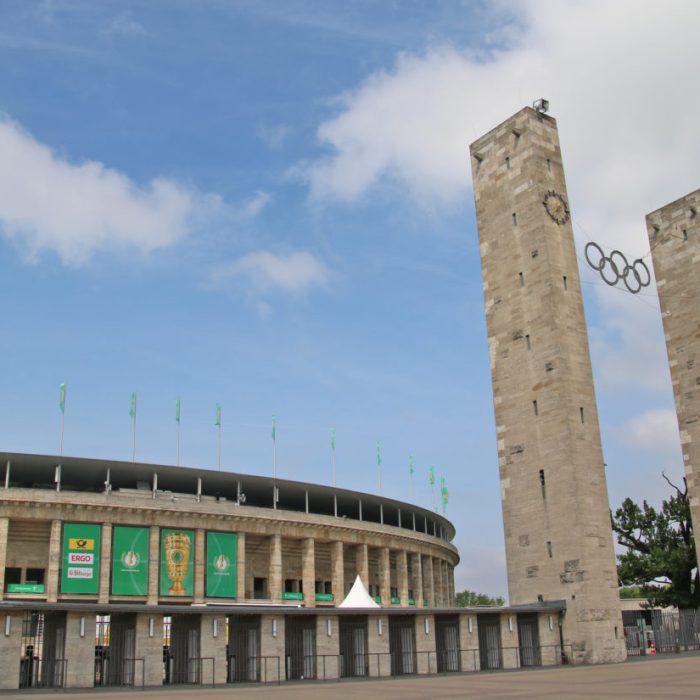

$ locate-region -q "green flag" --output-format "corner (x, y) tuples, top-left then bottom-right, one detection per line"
(376, 442), (381, 465)
(429, 465), (435, 486)
(59, 383), (66, 414)
(331, 428), (335, 451)
(215, 403), (221, 427)
(409, 454), (414, 477)
(175, 398), (181, 424)
(129, 392), (137, 419)
(271, 415), (276, 442)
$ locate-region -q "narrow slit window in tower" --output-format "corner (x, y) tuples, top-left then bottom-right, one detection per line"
(512, 212), (517, 226)
(563, 275), (568, 290)
(546, 541), (553, 558)
(519, 272), (524, 287)
(682, 229), (688, 241)
(505, 156), (511, 170)
(580, 407), (585, 423)
(539, 469), (546, 498)
(546, 158), (552, 173)
(533, 400), (538, 416)
(525, 334), (531, 351)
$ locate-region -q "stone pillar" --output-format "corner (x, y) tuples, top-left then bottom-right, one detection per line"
(315, 615), (340, 680)
(397, 550), (409, 606)
(46, 519), (62, 602)
(501, 613), (519, 669)
(411, 552), (423, 607)
(0, 517), (9, 601)
(98, 523), (112, 604)
(355, 543), (369, 590)
(331, 541), (344, 604)
(415, 614), (435, 674)
(65, 612), (97, 687)
(236, 532), (246, 601)
(199, 613), (227, 684)
(194, 528), (205, 603)
(135, 613), (163, 687)
(0, 611), (22, 689)
(147, 526), (160, 605)
(436, 560), (445, 607)
(367, 614), (390, 677)
(302, 538), (315, 608)
(538, 611), (563, 666)
(269, 534), (282, 602)
(260, 614), (285, 682)
(379, 547), (390, 606)
(423, 556), (434, 607)
(459, 613), (479, 671)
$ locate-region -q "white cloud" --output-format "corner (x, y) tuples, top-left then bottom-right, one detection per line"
(239, 190), (271, 219)
(212, 251), (330, 294)
(107, 13), (148, 38)
(614, 409), (681, 454)
(257, 124), (291, 150)
(0, 116), (194, 265)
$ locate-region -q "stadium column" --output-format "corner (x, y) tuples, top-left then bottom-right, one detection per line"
(135, 613), (163, 687)
(98, 523), (111, 604)
(355, 543), (369, 590)
(199, 613), (227, 684)
(423, 556), (434, 607)
(331, 541), (344, 603)
(236, 532), (246, 601)
(0, 517), (8, 601)
(65, 612), (97, 687)
(397, 550), (409, 605)
(302, 538), (315, 608)
(411, 552), (423, 607)
(269, 533), (282, 602)
(194, 528), (205, 603)
(147, 525), (160, 605)
(379, 547), (390, 605)
(46, 519), (62, 602)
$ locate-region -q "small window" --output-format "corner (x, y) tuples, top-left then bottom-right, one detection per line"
(519, 272), (524, 287)
(539, 469), (545, 487)
(546, 541), (553, 558)
(253, 577), (268, 599)
(4, 567), (21, 587)
(533, 400), (539, 416)
(505, 156), (511, 170)
(25, 568), (45, 584)
(546, 158), (552, 173)
(512, 212), (518, 226)
(525, 334), (531, 350)
(682, 229), (688, 241)
(580, 407), (585, 423)
(563, 275), (568, 290)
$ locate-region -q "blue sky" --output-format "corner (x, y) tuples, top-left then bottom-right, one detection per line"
(1, 1), (698, 598)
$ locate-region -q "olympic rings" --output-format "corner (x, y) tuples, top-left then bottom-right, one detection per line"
(584, 242), (651, 295)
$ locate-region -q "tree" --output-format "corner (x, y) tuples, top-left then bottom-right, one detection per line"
(455, 589), (505, 607)
(611, 473), (699, 609)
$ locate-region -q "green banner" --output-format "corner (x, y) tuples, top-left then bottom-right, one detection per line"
(112, 526), (149, 596)
(7, 583), (45, 594)
(61, 523), (101, 594)
(206, 531), (237, 598)
(160, 529), (194, 596)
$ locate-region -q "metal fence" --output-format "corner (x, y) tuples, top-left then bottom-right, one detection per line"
(19, 657), (67, 689)
(625, 608), (700, 656)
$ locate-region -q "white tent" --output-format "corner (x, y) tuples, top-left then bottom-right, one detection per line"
(338, 574), (380, 608)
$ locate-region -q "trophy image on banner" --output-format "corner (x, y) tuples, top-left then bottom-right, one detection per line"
(164, 531), (191, 595)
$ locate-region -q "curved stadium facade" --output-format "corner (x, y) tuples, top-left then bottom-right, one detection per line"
(0, 451), (564, 689)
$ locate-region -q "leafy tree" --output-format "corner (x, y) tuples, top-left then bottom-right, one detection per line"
(618, 586), (645, 599)
(611, 473), (699, 609)
(456, 589), (505, 607)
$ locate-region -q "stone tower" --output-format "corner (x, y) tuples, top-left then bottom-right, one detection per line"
(646, 189), (700, 567)
(469, 106), (625, 663)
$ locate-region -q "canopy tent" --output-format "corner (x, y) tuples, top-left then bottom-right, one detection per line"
(338, 574), (380, 608)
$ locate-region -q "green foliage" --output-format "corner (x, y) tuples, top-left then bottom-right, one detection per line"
(455, 589), (505, 607)
(611, 474), (699, 609)
(618, 586), (646, 599)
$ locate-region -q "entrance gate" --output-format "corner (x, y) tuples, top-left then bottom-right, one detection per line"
(339, 616), (368, 678)
(478, 615), (502, 670)
(94, 614), (138, 686)
(227, 615), (260, 682)
(517, 614), (541, 667)
(285, 617), (316, 680)
(435, 615), (460, 672)
(163, 615), (200, 684)
(389, 617), (416, 676)
(19, 611), (66, 689)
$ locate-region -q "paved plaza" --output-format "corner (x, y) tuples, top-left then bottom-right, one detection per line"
(2, 655), (698, 700)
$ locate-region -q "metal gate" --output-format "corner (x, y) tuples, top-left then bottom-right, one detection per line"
(517, 614), (541, 667)
(94, 614), (138, 686)
(227, 615), (261, 682)
(435, 615), (460, 672)
(389, 617), (416, 676)
(285, 617), (316, 680)
(164, 615), (200, 684)
(651, 609), (700, 653)
(478, 615), (502, 670)
(19, 611), (66, 689)
(339, 616), (368, 678)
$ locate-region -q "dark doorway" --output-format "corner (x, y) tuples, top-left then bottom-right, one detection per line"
(95, 614), (138, 686)
(19, 611), (66, 688)
(339, 616), (368, 677)
(164, 615), (200, 684)
(285, 617), (316, 680)
(389, 617), (416, 676)
(478, 615), (502, 670)
(435, 615), (461, 672)
(517, 614), (541, 667)
(227, 615), (260, 682)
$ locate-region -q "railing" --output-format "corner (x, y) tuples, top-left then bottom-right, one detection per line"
(95, 656), (146, 688)
(165, 657), (215, 687)
(227, 655), (281, 684)
(19, 657), (67, 689)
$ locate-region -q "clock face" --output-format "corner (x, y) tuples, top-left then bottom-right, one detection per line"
(543, 190), (570, 225)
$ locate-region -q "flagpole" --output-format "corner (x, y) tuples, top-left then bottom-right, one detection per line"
(176, 398), (181, 466)
(216, 404), (222, 471)
(409, 454), (414, 503)
(376, 442), (382, 495)
(272, 415), (277, 479)
(60, 410), (65, 457)
(59, 383), (66, 456)
(130, 392), (137, 463)
(177, 422), (181, 466)
(331, 429), (336, 487)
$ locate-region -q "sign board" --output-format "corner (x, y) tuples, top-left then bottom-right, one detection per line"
(160, 529), (194, 596)
(7, 583), (45, 594)
(112, 526), (149, 595)
(206, 532), (237, 598)
(61, 523), (101, 594)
